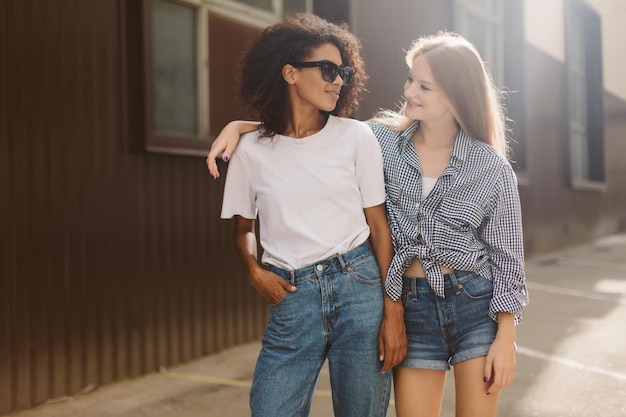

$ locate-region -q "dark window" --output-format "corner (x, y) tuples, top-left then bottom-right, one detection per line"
(153, 0), (198, 137)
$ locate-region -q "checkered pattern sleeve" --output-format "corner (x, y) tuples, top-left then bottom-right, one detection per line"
(482, 161), (529, 324)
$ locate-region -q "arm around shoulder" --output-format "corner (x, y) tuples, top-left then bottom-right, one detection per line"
(206, 120), (260, 179)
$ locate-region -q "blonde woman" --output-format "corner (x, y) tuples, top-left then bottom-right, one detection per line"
(208, 32), (528, 417)
(369, 33), (527, 417)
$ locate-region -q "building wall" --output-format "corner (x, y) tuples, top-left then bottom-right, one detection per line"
(524, 0), (626, 102)
(519, 45), (626, 254)
(0, 1), (266, 414)
(520, 0), (626, 253)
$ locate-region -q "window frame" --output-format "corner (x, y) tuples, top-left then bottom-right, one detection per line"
(564, 0), (607, 192)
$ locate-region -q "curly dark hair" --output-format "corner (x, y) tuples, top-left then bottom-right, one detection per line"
(237, 13), (367, 136)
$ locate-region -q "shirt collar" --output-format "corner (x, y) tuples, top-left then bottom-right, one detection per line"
(449, 127), (474, 169)
(399, 121), (420, 143)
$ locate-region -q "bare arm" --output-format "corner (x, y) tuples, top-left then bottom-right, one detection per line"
(206, 121), (260, 179)
(484, 312), (516, 394)
(364, 204), (407, 373)
(233, 216), (296, 304)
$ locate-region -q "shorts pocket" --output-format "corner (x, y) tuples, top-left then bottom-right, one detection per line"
(460, 275), (493, 300)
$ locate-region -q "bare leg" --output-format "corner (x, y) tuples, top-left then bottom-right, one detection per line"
(393, 367), (446, 417)
(454, 356), (500, 417)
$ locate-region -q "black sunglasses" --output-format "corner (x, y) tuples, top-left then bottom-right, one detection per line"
(289, 60), (354, 86)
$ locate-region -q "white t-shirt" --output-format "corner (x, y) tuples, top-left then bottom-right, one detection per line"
(221, 115), (385, 270)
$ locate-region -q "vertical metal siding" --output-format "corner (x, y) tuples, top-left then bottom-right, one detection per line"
(0, 0), (11, 407)
(0, 0), (267, 414)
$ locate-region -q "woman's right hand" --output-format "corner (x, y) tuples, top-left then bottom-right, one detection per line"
(206, 120), (260, 179)
(249, 268), (297, 305)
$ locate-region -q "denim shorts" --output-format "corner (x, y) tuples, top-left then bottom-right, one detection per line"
(399, 270), (497, 370)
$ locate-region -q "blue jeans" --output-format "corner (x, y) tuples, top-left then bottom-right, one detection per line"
(250, 241), (391, 417)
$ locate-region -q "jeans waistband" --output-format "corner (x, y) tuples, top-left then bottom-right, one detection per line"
(269, 241), (373, 285)
(402, 270), (481, 291)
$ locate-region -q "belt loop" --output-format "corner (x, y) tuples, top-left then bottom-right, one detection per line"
(449, 271), (461, 295)
(289, 270), (296, 286)
(337, 252), (347, 274)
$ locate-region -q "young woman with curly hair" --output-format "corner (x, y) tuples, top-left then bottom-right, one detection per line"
(218, 13), (406, 417)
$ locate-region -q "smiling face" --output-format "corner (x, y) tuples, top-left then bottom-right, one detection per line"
(403, 54), (453, 124)
(286, 43), (345, 113)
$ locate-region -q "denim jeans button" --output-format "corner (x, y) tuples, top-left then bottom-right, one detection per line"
(316, 264), (324, 271)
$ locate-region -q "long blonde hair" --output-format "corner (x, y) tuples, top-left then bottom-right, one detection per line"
(374, 32), (508, 156)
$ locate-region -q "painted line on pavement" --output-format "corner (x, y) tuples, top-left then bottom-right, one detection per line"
(557, 257), (626, 271)
(526, 281), (626, 305)
(516, 346), (626, 381)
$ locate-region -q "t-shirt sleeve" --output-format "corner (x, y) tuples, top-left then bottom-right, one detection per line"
(220, 144), (257, 220)
(355, 124), (386, 208)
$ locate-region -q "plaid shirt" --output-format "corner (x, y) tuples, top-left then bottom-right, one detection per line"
(368, 120), (529, 323)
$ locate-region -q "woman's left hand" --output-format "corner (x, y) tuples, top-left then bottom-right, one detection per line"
(484, 312), (516, 394)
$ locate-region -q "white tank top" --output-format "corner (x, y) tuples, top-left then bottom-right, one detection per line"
(422, 176), (437, 201)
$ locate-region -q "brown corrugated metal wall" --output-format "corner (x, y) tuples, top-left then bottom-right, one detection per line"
(0, 0), (266, 414)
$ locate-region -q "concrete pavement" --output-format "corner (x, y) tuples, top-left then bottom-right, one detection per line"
(7, 233), (626, 417)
